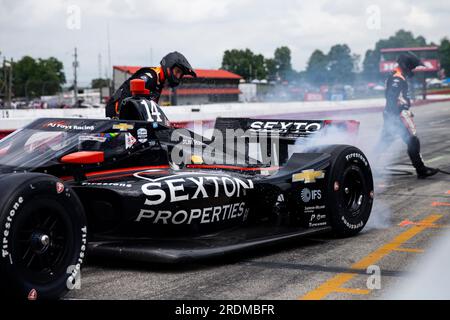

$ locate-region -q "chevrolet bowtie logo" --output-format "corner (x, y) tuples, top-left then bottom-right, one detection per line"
(292, 169), (325, 183)
(113, 123), (134, 131)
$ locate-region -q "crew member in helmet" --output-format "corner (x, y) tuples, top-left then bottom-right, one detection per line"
(375, 51), (438, 178)
(106, 51), (196, 119)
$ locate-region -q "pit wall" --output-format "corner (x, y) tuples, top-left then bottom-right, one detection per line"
(1, 96), (449, 139)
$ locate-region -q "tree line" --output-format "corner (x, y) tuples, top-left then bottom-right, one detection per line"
(2, 29), (450, 99)
(0, 55), (65, 98)
(221, 30), (450, 86)
(0, 54), (107, 99)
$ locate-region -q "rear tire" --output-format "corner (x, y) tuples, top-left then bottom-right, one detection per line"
(309, 145), (374, 237)
(0, 173), (87, 299)
(328, 145), (373, 237)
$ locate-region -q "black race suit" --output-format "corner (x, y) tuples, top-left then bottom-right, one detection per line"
(106, 67), (164, 119)
(376, 68), (425, 169)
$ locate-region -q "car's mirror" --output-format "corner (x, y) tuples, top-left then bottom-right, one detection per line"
(60, 151), (104, 164)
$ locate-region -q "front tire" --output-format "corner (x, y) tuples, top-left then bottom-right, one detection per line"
(0, 173), (87, 299)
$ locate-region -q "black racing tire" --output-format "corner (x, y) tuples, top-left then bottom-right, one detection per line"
(0, 173), (87, 300)
(327, 145), (374, 237)
(309, 145), (374, 237)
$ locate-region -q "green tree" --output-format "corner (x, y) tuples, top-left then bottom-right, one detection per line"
(327, 44), (355, 84)
(221, 49), (267, 81)
(362, 29), (428, 81)
(12, 56), (65, 98)
(91, 78), (110, 89)
(305, 49), (329, 86)
(274, 46), (293, 81)
(265, 58), (277, 81)
(439, 37), (450, 78)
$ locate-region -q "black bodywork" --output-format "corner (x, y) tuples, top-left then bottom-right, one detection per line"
(0, 116), (365, 263)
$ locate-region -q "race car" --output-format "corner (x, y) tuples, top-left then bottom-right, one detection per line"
(0, 100), (373, 299)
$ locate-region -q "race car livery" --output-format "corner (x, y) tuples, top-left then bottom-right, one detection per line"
(0, 98), (373, 299)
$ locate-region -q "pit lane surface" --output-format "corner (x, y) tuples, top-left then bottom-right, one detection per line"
(67, 100), (450, 300)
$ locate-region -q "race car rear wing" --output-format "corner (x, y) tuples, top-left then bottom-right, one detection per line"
(213, 117), (360, 165)
(214, 117), (360, 141)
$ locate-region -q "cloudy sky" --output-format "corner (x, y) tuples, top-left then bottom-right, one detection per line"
(0, 0), (449, 85)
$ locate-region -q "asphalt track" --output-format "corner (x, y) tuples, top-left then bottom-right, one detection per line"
(67, 100), (450, 300)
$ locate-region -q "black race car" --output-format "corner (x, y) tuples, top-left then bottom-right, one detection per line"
(0, 110), (373, 299)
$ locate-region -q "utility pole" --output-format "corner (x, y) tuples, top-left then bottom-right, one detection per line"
(1, 58), (5, 108)
(150, 47), (153, 66)
(107, 23), (112, 96)
(4, 58), (13, 109)
(98, 53), (102, 79)
(73, 47), (78, 106)
(8, 58), (13, 108)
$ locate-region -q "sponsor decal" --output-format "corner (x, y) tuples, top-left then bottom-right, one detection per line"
(125, 132), (137, 149)
(81, 182), (132, 188)
(67, 226), (87, 290)
(56, 182), (65, 194)
(304, 204), (326, 214)
(272, 193), (285, 216)
(79, 135), (107, 143)
(113, 123), (134, 131)
(309, 213), (327, 227)
(136, 202), (249, 225)
(300, 188), (321, 203)
(2, 196), (24, 261)
(249, 121), (322, 135)
(181, 137), (204, 146)
(292, 169), (325, 183)
(27, 289), (37, 301)
(276, 194), (285, 203)
(44, 120), (67, 129)
(341, 216), (364, 229)
(345, 152), (368, 166)
(137, 173), (254, 205)
(135, 173), (254, 225)
(44, 121), (95, 131)
(137, 128), (148, 143)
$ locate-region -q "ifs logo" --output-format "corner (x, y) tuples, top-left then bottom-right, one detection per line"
(300, 188), (321, 203)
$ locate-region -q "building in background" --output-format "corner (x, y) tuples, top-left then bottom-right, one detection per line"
(380, 46), (440, 99)
(113, 66), (242, 105)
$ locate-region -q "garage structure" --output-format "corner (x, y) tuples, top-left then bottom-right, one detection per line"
(113, 66), (242, 106)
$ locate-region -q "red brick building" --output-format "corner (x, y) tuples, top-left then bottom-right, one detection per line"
(113, 66), (242, 105)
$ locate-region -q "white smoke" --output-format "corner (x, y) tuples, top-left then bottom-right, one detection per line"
(182, 113), (408, 231)
(287, 116), (409, 230)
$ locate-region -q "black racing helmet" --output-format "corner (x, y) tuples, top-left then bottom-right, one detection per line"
(160, 51), (197, 88)
(397, 51), (424, 77)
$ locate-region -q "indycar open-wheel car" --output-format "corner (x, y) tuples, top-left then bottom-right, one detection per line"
(0, 101), (373, 299)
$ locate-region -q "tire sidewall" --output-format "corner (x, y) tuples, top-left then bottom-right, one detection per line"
(326, 146), (374, 237)
(0, 174), (87, 299)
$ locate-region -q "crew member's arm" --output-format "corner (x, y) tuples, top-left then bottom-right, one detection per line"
(138, 69), (162, 104)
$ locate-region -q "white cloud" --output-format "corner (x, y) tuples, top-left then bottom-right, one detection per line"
(0, 0), (448, 85)
(404, 5), (434, 29)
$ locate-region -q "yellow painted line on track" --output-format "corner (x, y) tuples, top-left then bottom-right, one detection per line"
(392, 247), (425, 253)
(300, 214), (442, 300)
(334, 287), (370, 295)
